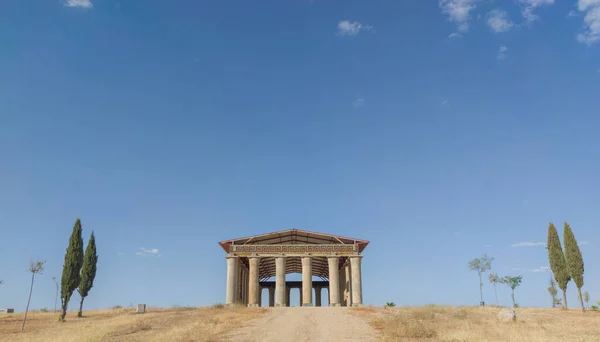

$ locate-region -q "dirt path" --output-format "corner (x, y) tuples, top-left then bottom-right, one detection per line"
(226, 307), (379, 342)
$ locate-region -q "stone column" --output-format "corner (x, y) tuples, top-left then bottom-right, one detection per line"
(327, 256), (341, 306)
(286, 286), (291, 306)
(301, 256), (313, 306)
(268, 287), (275, 307)
(350, 255), (363, 307)
(339, 267), (346, 306)
(275, 257), (286, 307)
(345, 263), (352, 307)
(315, 287), (321, 307)
(248, 256), (261, 307)
(225, 256), (239, 306)
(243, 267), (249, 305)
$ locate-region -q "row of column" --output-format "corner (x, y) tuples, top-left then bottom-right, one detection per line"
(259, 286), (330, 307)
(225, 255), (363, 307)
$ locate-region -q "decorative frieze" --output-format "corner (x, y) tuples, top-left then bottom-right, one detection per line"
(231, 244), (357, 255)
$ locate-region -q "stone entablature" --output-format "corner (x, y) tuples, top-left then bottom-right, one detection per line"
(230, 244), (357, 256)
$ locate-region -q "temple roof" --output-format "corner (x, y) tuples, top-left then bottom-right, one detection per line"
(218, 228), (369, 253)
(219, 229), (369, 280)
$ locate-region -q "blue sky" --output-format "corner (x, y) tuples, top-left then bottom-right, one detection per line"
(1, 0), (599, 312)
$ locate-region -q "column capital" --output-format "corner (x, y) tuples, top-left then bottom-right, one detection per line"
(348, 255), (363, 259)
(248, 255), (262, 259)
(226, 255), (239, 259)
(327, 255), (340, 259)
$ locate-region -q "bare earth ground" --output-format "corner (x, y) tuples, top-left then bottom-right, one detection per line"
(2, 305), (600, 341)
(226, 307), (379, 342)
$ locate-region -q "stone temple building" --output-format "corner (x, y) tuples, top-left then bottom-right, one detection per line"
(218, 229), (368, 307)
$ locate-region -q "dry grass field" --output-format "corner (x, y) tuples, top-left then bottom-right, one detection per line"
(351, 305), (600, 341)
(0, 305), (267, 342)
(2, 305), (600, 341)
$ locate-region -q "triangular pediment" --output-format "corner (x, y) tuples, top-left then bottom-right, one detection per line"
(218, 228), (369, 253)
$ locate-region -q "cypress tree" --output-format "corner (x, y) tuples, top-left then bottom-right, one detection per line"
(77, 231), (98, 317)
(547, 222), (570, 310)
(563, 222), (585, 312)
(59, 219), (84, 321)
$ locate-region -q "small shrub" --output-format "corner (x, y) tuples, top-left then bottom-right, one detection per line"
(172, 305), (196, 311)
(40, 307), (49, 313)
(385, 302), (396, 307)
(514, 303), (520, 308)
(590, 305), (598, 311)
(212, 303), (225, 309)
(112, 305), (123, 310)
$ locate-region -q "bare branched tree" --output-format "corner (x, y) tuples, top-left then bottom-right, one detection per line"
(22, 260), (46, 332)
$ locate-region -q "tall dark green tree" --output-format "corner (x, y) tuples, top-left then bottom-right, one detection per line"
(563, 222), (585, 312)
(60, 219), (84, 321)
(77, 231), (98, 317)
(547, 222), (570, 310)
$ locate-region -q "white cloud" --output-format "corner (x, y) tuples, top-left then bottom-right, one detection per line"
(577, 1), (600, 45)
(439, 0), (480, 33)
(136, 247), (160, 257)
(497, 45), (508, 59)
(568, 10), (579, 17)
(448, 32), (463, 39)
(511, 241), (545, 247)
(353, 98), (365, 107)
(519, 0), (555, 23)
(511, 266), (549, 273)
(336, 21), (373, 37)
(487, 9), (514, 33)
(65, 0), (93, 8)
(441, 99), (449, 105)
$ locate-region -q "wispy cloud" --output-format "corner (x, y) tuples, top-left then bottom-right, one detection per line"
(511, 266), (550, 273)
(511, 241), (545, 247)
(65, 0), (93, 8)
(487, 9), (514, 33)
(531, 266), (550, 272)
(136, 247), (160, 257)
(519, 0), (555, 23)
(568, 10), (579, 17)
(353, 98), (365, 107)
(336, 21), (373, 37)
(439, 0), (480, 33)
(448, 32), (463, 39)
(577, 0), (600, 45)
(441, 99), (449, 106)
(497, 45), (508, 59)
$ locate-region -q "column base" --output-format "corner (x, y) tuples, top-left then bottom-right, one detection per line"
(302, 303), (313, 307)
(329, 303), (341, 307)
(247, 304), (260, 308)
(351, 303), (364, 307)
(275, 303), (286, 307)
